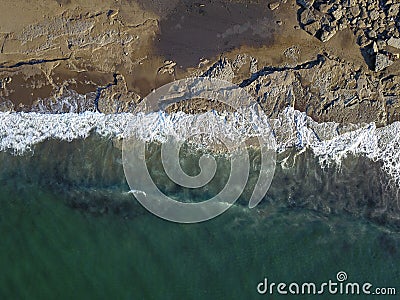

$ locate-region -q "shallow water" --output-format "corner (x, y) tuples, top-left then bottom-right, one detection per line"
(0, 136), (399, 299)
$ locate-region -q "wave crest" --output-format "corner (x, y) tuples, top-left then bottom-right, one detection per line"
(1, 107), (400, 187)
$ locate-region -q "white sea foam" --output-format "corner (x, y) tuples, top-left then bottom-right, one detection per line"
(1, 107), (400, 186)
(0, 111), (130, 154)
(31, 90), (96, 113)
(273, 108), (400, 187)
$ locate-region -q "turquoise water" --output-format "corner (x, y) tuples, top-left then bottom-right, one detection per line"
(0, 137), (399, 299)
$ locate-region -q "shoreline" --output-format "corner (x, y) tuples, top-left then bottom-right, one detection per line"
(1, 107), (400, 189)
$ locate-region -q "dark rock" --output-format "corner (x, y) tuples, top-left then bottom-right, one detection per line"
(376, 39), (387, 50)
(304, 21), (321, 36)
(300, 8), (317, 25)
(297, 0), (315, 9)
(367, 29), (377, 39)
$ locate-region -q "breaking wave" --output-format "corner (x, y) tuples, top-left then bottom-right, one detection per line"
(1, 107), (400, 187)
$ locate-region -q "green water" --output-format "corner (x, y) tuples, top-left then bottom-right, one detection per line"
(1, 184), (400, 299)
(0, 138), (399, 299)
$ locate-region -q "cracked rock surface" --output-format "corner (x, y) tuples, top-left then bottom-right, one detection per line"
(0, 0), (398, 126)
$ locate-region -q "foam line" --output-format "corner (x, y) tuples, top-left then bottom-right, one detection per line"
(1, 107), (399, 186)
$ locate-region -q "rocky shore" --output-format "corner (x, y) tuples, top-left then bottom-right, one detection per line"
(297, 0), (400, 71)
(0, 0), (399, 125)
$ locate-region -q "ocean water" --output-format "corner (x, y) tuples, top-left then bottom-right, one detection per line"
(0, 132), (400, 299)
